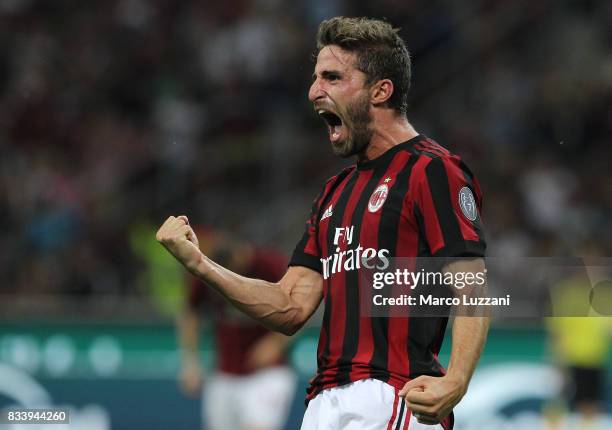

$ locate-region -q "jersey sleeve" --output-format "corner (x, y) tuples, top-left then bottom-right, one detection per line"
(410, 156), (486, 257)
(289, 187), (326, 273)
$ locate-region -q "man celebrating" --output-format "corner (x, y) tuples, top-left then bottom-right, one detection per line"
(157, 17), (488, 430)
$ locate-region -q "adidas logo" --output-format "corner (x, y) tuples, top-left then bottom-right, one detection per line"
(320, 204), (333, 221)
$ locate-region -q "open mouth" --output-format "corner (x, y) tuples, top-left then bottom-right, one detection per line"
(318, 109), (343, 142)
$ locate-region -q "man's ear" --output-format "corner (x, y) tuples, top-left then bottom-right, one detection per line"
(370, 79), (394, 106)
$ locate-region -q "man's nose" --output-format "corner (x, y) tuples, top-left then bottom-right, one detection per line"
(308, 79), (323, 103)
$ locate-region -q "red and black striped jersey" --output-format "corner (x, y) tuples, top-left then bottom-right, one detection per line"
(290, 134), (486, 403)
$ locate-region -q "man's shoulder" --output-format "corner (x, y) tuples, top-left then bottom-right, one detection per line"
(399, 137), (482, 193)
(403, 138), (484, 199)
(409, 136), (457, 161)
(324, 165), (356, 185)
(317, 165), (356, 195)
(306, 165), (356, 213)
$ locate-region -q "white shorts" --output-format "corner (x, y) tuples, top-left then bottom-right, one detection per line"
(203, 366), (297, 430)
(300, 379), (446, 430)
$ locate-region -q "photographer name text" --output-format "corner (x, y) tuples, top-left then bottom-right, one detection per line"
(373, 294), (511, 307)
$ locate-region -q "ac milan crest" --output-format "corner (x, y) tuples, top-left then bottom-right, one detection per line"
(368, 184), (389, 213)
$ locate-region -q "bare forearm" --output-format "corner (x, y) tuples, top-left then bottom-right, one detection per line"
(156, 216), (321, 335)
(191, 256), (304, 334)
(443, 258), (489, 391)
(401, 314), (489, 424)
(446, 316), (489, 391)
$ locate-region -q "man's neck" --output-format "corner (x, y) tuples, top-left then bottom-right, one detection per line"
(358, 114), (418, 163)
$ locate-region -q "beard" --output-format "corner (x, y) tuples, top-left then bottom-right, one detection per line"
(332, 92), (373, 158)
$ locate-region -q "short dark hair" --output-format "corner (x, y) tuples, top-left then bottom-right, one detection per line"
(316, 17), (411, 116)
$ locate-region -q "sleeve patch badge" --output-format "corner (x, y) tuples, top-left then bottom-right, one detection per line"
(458, 186), (478, 221)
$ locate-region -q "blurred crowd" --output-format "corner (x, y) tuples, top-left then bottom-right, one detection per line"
(1, 0), (611, 316)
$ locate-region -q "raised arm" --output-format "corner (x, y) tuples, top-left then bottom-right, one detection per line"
(156, 216), (323, 335)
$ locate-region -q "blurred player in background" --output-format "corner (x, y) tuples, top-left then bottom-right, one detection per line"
(547, 246), (612, 430)
(177, 230), (296, 430)
(158, 17), (488, 429)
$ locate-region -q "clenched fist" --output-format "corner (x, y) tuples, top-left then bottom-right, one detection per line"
(399, 374), (466, 425)
(156, 215), (203, 273)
